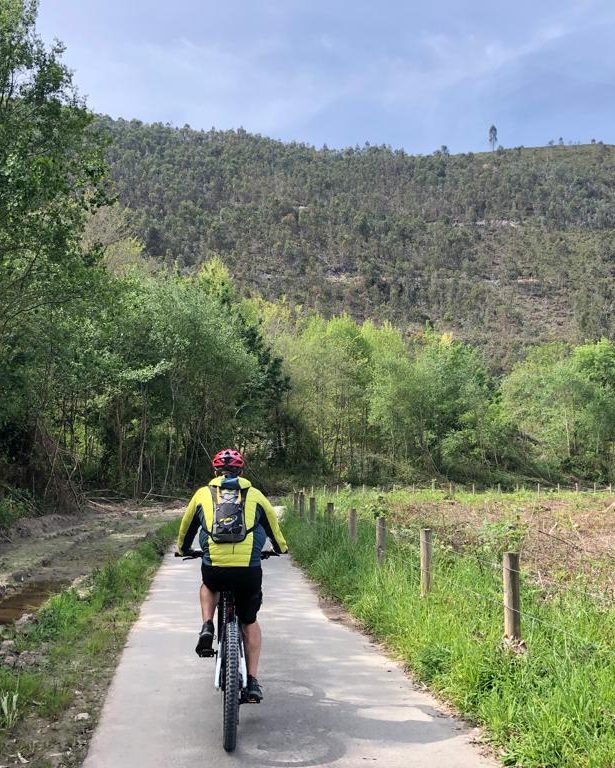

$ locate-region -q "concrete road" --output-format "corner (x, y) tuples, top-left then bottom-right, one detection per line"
(83, 555), (498, 768)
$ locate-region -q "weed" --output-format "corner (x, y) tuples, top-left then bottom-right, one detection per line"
(0, 489), (36, 533)
(415, 644), (453, 681)
(478, 516), (529, 557)
(0, 687), (19, 729)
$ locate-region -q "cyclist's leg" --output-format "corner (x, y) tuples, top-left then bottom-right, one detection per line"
(200, 565), (221, 621)
(242, 621), (261, 677)
(234, 568), (263, 677)
(197, 566), (221, 656)
(242, 620), (263, 702)
(200, 583), (218, 622)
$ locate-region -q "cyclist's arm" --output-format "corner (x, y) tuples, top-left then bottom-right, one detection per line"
(253, 491), (288, 554)
(176, 492), (201, 555)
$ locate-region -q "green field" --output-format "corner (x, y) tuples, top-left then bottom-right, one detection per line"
(285, 488), (615, 767)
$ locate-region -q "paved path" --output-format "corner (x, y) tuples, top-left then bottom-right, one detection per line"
(83, 555), (498, 768)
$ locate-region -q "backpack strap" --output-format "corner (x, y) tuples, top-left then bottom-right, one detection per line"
(209, 484), (246, 506)
(203, 485), (256, 540)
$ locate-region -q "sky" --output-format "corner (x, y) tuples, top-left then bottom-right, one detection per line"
(37, 0), (615, 155)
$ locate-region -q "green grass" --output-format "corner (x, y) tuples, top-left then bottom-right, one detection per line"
(285, 496), (615, 768)
(0, 520), (180, 753)
(0, 488), (37, 532)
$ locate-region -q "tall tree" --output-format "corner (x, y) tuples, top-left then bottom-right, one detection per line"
(0, 0), (107, 343)
(488, 124), (498, 151)
(0, 0), (107, 501)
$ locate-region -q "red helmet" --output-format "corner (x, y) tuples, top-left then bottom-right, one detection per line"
(212, 448), (245, 471)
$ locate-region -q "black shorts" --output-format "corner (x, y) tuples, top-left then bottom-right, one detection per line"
(201, 565), (263, 625)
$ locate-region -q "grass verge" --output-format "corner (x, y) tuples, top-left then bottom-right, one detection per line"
(284, 497), (615, 768)
(0, 519), (179, 766)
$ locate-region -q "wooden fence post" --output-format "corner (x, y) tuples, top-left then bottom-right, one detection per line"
(431, 479), (436, 491)
(348, 508), (357, 543)
(536, 483), (540, 497)
(503, 552), (521, 642)
(575, 482), (579, 494)
(326, 501), (334, 521)
(309, 496), (316, 522)
(557, 483), (560, 493)
(420, 528), (433, 596)
(376, 516), (386, 565)
(472, 483), (475, 494)
(593, 482), (597, 494)
(298, 491), (305, 519)
(293, 492), (298, 515)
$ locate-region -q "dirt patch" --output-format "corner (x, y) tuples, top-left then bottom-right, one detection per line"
(0, 510), (181, 768)
(387, 493), (615, 595)
(5, 655), (119, 768)
(0, 498), (185, 624)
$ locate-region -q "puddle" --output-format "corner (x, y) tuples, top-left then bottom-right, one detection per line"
(0, 580), (68, 624)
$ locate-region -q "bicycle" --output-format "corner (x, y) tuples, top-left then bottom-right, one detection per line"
(176, 548), (279, 752)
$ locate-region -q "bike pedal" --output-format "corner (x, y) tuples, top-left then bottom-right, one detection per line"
(195, 647), (215, 658)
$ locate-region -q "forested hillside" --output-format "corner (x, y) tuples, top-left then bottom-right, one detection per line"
(6, 1), (615, 526)
(101, 117), (615, 367)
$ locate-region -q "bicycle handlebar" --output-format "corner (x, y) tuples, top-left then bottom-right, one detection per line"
(174, 550), (202, 560)
(260, 550), (280, 560)
(175, 549), (281, 561)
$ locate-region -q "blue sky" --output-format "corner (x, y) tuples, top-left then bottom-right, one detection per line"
(38, 0), (615, 154)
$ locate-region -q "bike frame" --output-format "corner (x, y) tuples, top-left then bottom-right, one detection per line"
(214, 591), (248, 697)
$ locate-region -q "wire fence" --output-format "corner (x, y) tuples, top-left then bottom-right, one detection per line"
(302, 480), (615, 496)
(290, 488), (615, 659)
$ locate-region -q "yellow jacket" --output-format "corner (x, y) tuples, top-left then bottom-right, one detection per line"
(176, 476), (287, 567)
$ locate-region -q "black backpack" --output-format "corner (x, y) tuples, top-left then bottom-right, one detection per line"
(206, 486), (254, 544)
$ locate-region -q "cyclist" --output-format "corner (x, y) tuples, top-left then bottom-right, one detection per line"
(176, 448), (287, 703)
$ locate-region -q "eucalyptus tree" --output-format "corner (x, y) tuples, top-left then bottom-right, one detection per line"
(489, 125), (498, 151)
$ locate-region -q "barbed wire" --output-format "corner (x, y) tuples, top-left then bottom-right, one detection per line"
(395, 526), (615, 607)
(301, 513), (601, 575)
(322, 501), (615, 575)
(412, 566), (615, 658)
(302, 483), (615, 498)
(296, 513), (615, 621)
(293, 511), (615, 653)
(292, 500), (615, 659)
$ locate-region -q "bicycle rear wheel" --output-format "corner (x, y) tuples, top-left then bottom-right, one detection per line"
(223, 618), (240, 752)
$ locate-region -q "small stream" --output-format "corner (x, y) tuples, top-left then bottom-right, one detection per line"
(0, 580), (68, 624)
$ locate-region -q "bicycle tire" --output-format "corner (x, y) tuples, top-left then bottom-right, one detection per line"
(223, 618), (240, 752)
